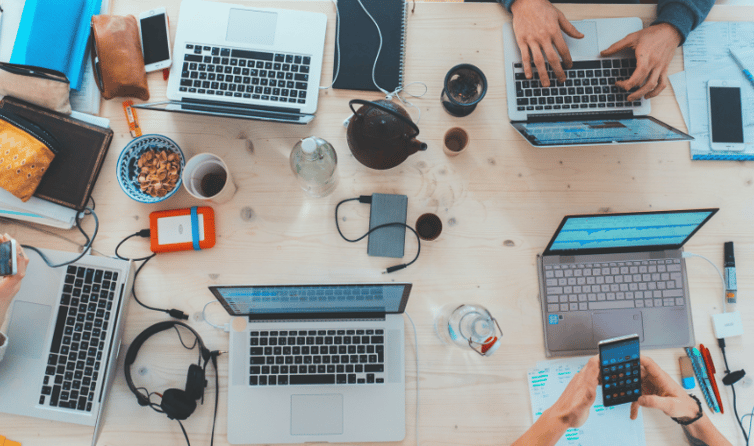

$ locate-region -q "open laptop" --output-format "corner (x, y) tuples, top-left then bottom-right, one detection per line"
(208, 283), (410, 444)
(537, 209), (718, 357)
(133, 0), (327, 124)
(0, 248), (134, 446)
(503, 18), (693, 146)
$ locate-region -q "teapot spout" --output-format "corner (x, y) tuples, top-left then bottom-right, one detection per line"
(409, 139), (428, 154)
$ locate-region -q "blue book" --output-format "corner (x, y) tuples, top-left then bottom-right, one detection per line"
(10, 0), (102, 91)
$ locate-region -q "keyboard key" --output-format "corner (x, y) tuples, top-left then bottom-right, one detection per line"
(290, 375), (335, 385)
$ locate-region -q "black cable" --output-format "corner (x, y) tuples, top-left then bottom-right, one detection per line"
(22, 207), (99, 268)
(177, 419), (191, 446)
(204, 352), (221, 446)
(719, 339), (749, 443)
(115, 230), (153, 261)
(172, 325), (199, 352)
(335, 196), (421, 273)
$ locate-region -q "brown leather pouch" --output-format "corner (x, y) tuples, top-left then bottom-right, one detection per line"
(0, 110), (58, 202)
(90, 15), (149, 101)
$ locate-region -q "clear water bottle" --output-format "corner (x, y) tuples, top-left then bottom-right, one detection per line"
(290, 136), (338, 197)
(435, 303), (502, 356)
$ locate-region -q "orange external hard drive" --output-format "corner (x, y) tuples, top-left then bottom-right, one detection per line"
(149, 206), (216, 253)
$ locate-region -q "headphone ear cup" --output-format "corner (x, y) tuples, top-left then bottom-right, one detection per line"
(185, 364), (206, 401)
(161, 388), (197, 420)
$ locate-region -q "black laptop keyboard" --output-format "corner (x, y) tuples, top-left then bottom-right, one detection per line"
(249, 329), (386, 386)
(514, 59), (642, 112)
(39, 266), (119, 412)
(180, 44), (311, 104)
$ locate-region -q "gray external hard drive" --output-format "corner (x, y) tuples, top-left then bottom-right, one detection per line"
(367, 193), (408, 258)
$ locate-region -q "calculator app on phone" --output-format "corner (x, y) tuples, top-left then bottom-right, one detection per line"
(599, 334), (641, 407)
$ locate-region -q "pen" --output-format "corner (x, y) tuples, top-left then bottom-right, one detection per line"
(700, 344), (724, 414)
(724, 242), (737, 304)
(730, 48), (754, 91)
(685, 347), (718, 413)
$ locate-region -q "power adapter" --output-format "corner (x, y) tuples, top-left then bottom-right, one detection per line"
(712, 311), (744, 339)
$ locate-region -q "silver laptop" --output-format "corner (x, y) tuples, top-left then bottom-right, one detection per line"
(503, 18), (692, 146)
(537, 209), (718, 357)
(208, 283), (410, 444)
(133, 0), (327, 124)
(0, 248), (134, 446)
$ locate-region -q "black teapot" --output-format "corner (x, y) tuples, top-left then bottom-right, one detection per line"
(346, 99), (427, 170)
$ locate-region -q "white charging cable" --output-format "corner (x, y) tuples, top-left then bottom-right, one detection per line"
(405, 312), (420, 446)
(203, 300), (231, 332)
(682, 252), (727, 313)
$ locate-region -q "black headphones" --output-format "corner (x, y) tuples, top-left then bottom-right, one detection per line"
(124, 321), (214, 421)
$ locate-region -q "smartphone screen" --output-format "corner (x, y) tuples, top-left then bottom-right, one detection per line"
(140, 13), (170, 65)
(0, 240), (16, 276)
(599, 334), (641, 407)
(709, 86), (744, 144)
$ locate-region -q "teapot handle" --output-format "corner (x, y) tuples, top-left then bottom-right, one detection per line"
(349, 99), (420, 138)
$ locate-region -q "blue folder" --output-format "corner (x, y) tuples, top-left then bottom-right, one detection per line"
(10, 0), (101, 91)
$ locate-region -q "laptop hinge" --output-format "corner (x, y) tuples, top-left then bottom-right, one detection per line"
(182, 97), (302, 114)
(525, 110), (634, 123)
(247, 312), (388, 322)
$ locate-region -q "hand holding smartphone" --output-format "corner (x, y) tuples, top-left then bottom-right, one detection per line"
(0, 239), (18, 276)
(138, 7), (172, 72)
(599, 334), (641, 407)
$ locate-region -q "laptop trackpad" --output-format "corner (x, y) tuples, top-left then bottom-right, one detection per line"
(592, 311), (644, 344)
(227, 9), (277, 45)
(7, 301), (51, 359)
(563, 22), (598, 60)
(291, 394), (343, 436)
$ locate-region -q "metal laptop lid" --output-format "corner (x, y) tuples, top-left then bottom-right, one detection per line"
(209, 284), (412, 320)
(132, 100), (313, 124)
(543, 209), (718, 256)
(511, 115), (693, 147)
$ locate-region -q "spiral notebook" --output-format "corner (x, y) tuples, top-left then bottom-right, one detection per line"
(332, 0), (407, 92)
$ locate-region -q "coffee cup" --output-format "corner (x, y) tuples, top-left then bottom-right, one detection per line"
(416, 213), (442, 241)
(443, 127), (469, 156)
(182, 153), (236, 204)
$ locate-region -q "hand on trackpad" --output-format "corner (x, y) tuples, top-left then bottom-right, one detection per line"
(291, 394), (343, 436)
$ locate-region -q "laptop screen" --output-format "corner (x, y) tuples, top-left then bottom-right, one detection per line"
(209, 284), (411, 319)
(544, 209), (718, 255)
(511, 116), (692, 147)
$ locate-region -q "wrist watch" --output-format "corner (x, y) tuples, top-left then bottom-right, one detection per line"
(671, 394), (704, 425)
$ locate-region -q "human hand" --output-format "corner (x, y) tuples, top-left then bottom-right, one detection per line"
(0, 234), (29, 324)
(630, 356), (700, 421)
(600, 23), (682, 102)
(549, 355), (600, 428)
(510, 0), (583, 87)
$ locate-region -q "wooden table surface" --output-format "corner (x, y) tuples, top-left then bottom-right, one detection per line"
(2, 1), (754, 445)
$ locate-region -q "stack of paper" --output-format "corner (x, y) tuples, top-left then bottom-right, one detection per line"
(669, 22), (754, 160)
(527, 356), (646, 446)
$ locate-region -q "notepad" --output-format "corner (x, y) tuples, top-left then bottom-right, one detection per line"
(528, 356), (646, 446)
(333, 0), (407, 92)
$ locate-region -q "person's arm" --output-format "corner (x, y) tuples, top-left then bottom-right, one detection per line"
(0, 234), (29, 363)
(653, 0), (715, 45)
(512, 356), (600, 446)
(630, 356), (732, 446)
(498, 0), (584, 88)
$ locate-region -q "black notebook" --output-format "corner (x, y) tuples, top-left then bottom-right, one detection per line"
(333, 0), (406, 92)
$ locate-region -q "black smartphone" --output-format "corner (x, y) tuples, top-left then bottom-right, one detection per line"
(0, 239), (18, 276)
(598, 334), (641, 407)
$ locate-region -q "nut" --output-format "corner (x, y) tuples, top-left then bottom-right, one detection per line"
(136, 149), (181, 197)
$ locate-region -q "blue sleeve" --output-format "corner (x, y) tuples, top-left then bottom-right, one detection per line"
(653, 0), (715, 44)
(497, 0), (516, 13)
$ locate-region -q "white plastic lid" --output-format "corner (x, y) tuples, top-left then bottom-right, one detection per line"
(301, 137), (317, 154)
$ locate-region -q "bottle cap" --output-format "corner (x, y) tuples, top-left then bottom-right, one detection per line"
(301, 137), (317, 154)
(481, 336), (501, 356)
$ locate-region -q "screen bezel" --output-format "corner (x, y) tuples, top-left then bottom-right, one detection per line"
(139, 10), (172, 70)
(208, 283), (412, 320)
(542, 208), (719, 256)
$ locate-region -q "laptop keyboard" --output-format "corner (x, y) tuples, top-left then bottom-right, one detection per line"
(249, 329), (386, 386)
(514, 59), (641, 112)
(544, 259), (684, 313)
(39, 266), (119, 412)
(180, 44), (311, 104)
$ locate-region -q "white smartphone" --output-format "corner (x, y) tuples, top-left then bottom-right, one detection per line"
(138, 7), (172, 73)
(0, 239), (18, 276)
(707, 80), (745, 151)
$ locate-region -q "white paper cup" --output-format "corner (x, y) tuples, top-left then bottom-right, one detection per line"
(182, 153), (237, 204)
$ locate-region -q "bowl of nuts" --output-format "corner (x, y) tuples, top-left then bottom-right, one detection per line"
(116, 134), (185, 203)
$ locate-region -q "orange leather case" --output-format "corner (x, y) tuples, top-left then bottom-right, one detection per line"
(149, 206), (216, 253)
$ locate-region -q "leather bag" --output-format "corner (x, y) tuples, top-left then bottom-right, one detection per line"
(90, 15), (150, 101)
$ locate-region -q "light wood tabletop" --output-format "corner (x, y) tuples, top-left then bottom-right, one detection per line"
(2, 1), (754, 445)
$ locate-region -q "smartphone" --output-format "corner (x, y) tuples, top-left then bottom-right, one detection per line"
(708, 80), (745, 151)
(138, 8), (172, 72)
(0, 239), (18, 276)
(598, 334), (641, 407)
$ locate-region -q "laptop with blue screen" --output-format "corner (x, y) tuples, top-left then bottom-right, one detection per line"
(536, 209), (717, 356)
(208, 283), (411, 444)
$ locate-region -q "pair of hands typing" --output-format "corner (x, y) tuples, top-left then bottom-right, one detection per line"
(510, 0), (682, 102)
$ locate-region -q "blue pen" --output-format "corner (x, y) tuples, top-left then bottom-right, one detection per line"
(730, 48), (754, 90)
(688, 348), (720, 413)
